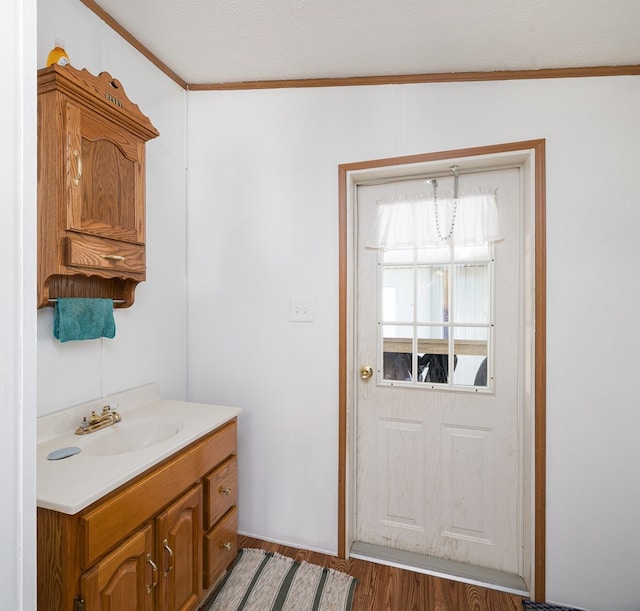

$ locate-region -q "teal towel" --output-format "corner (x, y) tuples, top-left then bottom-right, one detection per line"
(53, 298), (116, 342)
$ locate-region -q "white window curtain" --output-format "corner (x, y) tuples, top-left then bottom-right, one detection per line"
(366, 187), (502, 249)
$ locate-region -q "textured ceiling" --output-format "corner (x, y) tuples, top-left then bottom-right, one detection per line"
(91, 0), (640, 85)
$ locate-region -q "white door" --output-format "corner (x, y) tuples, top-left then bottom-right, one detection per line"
(354, 167), (523, 575)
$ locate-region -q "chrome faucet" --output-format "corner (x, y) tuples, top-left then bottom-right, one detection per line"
(75, 404), (122, 435)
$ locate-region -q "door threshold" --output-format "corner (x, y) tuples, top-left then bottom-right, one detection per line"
(350, 541), (528, 596)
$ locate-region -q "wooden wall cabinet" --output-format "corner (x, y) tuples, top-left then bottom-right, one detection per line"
(37, 64), (159, 308)
(37, 420), (238, 611)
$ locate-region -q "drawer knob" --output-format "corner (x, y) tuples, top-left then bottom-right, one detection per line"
(100, 254), (126, 262)
(222, 542), (232, 551)
(220, 486), (232, 496)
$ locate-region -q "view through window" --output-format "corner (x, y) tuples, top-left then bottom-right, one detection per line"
(380, 241), (493, 391)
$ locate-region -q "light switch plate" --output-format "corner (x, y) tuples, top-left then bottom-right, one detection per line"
(289, 296), (314, 322)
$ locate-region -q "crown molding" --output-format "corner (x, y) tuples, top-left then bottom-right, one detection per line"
(187, 64), (640, 91)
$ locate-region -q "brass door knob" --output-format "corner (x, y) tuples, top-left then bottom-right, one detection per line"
(360, 365), (374, 380)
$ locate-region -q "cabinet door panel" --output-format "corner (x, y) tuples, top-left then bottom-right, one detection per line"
(82, 137), (136, 232)
(156, 485), (203, 611)
(66, 103), (144, 244)
(80, 524), (154, 611)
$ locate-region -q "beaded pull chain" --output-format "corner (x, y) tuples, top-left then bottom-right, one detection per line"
(427, 165), (460, 242)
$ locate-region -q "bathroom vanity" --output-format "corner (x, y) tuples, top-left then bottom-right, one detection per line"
(36, 385), (241, 611)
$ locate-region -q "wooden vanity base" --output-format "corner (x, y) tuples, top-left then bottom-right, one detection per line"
(37, 419), (238, 611)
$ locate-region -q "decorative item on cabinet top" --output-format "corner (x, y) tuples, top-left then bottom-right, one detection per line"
(37, 63), (159, 309)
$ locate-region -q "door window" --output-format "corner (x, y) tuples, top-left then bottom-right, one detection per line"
(380, 242), (493, 390)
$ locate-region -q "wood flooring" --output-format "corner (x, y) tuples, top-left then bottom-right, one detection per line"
(237, 535), (526, 611)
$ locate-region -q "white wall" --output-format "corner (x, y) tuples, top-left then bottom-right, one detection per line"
(36, 0), (189, 416)
(187, 77), (640, 610)
(1, 0), (37, 608)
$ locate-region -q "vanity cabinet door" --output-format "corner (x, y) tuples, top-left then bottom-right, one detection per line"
(80, 524), (155, 611)
(155, 485), (203, 611)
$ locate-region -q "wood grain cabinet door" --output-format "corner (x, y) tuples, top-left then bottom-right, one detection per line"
(66, 101), (145, 244)
(155, 485), (203, 611)
(80, 524), (155, 611)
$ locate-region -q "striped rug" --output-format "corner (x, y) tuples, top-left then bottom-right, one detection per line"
(207, 548), (358, 611)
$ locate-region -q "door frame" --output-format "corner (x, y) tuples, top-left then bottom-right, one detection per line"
(337, 140), (546, 600)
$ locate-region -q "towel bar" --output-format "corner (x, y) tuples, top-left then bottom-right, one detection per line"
(48, 299), (127, 303)
(47, 299), (127, 307)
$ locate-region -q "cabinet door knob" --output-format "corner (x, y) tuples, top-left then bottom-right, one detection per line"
(220, 486), (232, 496)
(222, 542), (232, 551)
(162, 539), (174, 576)
(146, 554), (158, 593)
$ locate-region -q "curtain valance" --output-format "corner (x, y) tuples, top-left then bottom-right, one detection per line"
(366, 187), (502, 249)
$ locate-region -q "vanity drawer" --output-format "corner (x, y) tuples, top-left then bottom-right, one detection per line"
(204, 507), (237, 589)
(204, 456), (237, 530)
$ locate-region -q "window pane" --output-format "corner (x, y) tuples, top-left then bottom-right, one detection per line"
(416, 266), (448, 323)
(453, 264), (489, 323)
(417, 326), (450, 383)
(417, 325), (448, 343)
(382, 326), (413, 381)
(382, 267), (413, 322)
(452, 327), (489, 387)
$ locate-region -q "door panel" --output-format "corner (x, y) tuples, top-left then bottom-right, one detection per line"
(355, 167), (522, 574)
(442, 425), (494, 542)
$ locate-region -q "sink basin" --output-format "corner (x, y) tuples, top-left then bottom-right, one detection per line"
(80, 418), (183, 456)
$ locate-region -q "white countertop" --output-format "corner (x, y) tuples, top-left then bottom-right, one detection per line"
(37, 384), (241, 515)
